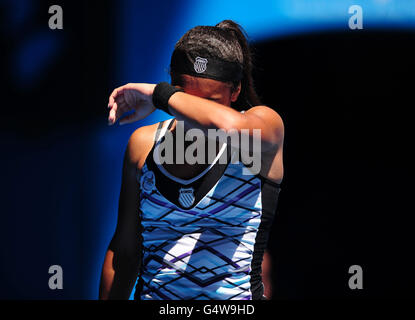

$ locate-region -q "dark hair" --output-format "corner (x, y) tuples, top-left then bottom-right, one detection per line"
(170, 20), (261, 110)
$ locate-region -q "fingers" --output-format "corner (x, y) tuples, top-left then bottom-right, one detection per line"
(108, 102), (117, 125)
(115, 101), (128, 120)
(108, 88), (118, 108)
(108, 100), (129, 125)
(107, 83), (146, 125)
(119, 112), (140, 126)
(108, 85), (127, 108)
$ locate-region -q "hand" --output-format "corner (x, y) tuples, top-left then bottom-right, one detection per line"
(107, 83), (156, 125)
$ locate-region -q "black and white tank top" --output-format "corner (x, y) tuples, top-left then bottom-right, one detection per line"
(135, 118), (281, 300)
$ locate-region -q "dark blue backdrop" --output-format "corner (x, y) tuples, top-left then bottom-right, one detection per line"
(1, 0), (415, 299)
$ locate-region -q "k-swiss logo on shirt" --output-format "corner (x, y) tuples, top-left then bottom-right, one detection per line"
(178, 187), (195, 208)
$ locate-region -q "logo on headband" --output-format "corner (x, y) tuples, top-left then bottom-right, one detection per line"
(194, 57), (208, 73)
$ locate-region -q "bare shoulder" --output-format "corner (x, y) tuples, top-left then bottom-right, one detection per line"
(246, 105), (284, 136)
(247, 106), (284, 181)
(127, 122), (160, 169)
(246, 106), (284, 128)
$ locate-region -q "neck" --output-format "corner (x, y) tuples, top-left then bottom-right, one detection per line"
(168, 119), (223, 164)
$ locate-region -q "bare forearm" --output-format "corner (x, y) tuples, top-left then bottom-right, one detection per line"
(99, 249), (139, 300)
(99, 250), (116, 300)
(167, 91), (282, 151)
(262, 250), (273, 299)
(168, 92), (243, 132)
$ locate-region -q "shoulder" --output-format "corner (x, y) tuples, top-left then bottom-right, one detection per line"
(245, 105), (284, 135)
(126, 122), (160, 169)
(245, 105), (284, 124)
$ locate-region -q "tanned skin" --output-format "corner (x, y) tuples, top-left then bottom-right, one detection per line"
(100, 75), (284, 299)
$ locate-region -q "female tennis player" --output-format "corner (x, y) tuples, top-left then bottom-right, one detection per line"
(99, 20), (284, 300)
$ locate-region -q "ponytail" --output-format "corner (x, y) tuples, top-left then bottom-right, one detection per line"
(215, 20), (262, 109)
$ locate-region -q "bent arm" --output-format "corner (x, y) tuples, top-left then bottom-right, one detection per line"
(106, 82), (283, 152)
(168, 92), (284, 151)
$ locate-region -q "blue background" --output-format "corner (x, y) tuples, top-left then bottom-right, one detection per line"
(1, 0), (415, 299)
